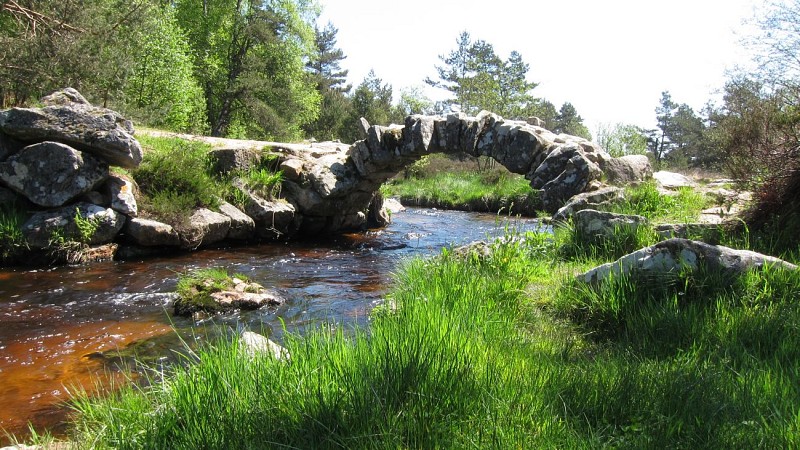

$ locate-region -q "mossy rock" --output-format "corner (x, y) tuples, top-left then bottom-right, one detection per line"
(173, 268), (282, 316)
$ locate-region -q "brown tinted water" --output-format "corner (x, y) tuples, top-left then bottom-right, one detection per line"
(0, 208), (544, 443)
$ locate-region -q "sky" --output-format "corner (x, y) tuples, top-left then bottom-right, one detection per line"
(318, 0), (763, 133)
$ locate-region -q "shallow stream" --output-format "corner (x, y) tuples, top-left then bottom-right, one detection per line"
(0, 208), (544, 442)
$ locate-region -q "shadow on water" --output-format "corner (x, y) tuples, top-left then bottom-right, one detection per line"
(0, 208), (545, 443)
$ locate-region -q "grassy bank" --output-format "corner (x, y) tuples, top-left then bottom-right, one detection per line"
(381, 155), (542, 216)
(58, 222), (800, 448)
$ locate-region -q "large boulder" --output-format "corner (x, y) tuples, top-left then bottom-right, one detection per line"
(218, 201), (255, 240)
(22, 203), (125, 249)
(529, 144), (603, 212)
(243, 193), (299, 239)
(0, 142), (108, 207)
(0, 102), (142, 168)
(208, 147), (263, 175)
(180, 208), (231, 249)
(40, 87), (91, 106)
(106, 174), (137, 217)
(603, 154), (652, 186)
(552, 186), (624, 222)
(0, 131), (23, 162)
(580, 238), (797, 284)
(653, 171), (695, 190)
(124, 217), (181, 247)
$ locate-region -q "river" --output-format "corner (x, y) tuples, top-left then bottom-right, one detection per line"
(0, 208), (544, 443)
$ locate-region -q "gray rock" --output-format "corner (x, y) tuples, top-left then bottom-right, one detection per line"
(655, 223), (725, 241)
(573, 209), (648, 245)
(603, 154), (652, 185)
(0, 103), (142, 168)
(124, 217), (181, 247)
(0, 131), (23, 162)
(367, 191), (390, 228)
(240, 331), (290, 360)
(552, 186), (624, 222)
(279, 158), (304, 181)
(0, 142), (108, 207)
(530, 144), (603, 212)
(383, 197), (405, 214)
(208, 147), (262, 175)
(357, 117), (371, 140)
(106, 174), (137, 217)
(653, 171), (695, 190)
(173, 276), (284, 316)
(218, 201), (255, 240)
(243, 194), (298, 239)
(580, 238), (797, 284)
(180, 208), (231, 249)
(23, 203), (125, 249)
(41, 87), (91, 106)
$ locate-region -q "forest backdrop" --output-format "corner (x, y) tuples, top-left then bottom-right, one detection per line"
(2, 0), (800, 192)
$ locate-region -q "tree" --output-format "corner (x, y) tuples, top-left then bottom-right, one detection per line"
(175, 0), (321, 139)
(595, 123), (648, 157)
(652, 91), (678, 166)
(341, 70), (393, 143)
(0, 0), (158, 107)
(303, 21), (352, 141)
(122, 5), (207, 132)
(307, 22), (350, 92)
(552, 102), (591, 139)
(426, 32), (538, 117)
(392, 85), (434, 120)
(497, 51), (538, 118)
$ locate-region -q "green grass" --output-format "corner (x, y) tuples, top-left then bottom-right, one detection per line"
(604, 181), (709, 223)
(382, 169), (540, 215)
(133, 135), (222, 227)
(173, 268), (252, 316)
(64, 226), (800, 448)
(0, 201), (28, 261)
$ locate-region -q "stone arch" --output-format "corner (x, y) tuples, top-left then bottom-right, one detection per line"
(274, 111), (613, 235)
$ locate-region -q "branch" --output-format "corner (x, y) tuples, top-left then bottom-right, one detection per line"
(2, 0), (85, 35)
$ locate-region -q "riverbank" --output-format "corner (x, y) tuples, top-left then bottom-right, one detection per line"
(26, 212), (797, 448)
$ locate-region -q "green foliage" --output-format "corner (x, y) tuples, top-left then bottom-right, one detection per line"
(132, 135), (221, 226)
(604, 181), (709, 223)
(554, 220), (660, 261)
(425, 31), (538, 118)
(174, 268), (251, 315)
(342, 70), (394, 142)
(70, 227), (800, 448)
(552, 102), (591, 139)
(175, 0), (321, 139)
(595, 122), (649, 157)
(73, 208), (99, 244)
(242, 168), (284, 200)
(121, 5), (207, 133)
(0, 202), (28, 261)
(382, 158), (540, 214)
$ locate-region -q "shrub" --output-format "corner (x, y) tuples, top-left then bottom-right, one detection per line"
(133, 135), (221, 227)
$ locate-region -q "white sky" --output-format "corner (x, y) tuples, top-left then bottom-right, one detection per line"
(318, 0), (762, 133)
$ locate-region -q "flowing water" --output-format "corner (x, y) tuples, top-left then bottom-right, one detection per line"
(0, 208), (545, 443)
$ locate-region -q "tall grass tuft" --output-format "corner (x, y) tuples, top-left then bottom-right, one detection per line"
(67, 227), (800, 448)
(605, 181), (709, 223)
(0, 201), (28, 261)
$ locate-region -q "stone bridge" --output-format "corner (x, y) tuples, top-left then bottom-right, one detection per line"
(273, 111), (613, 234)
